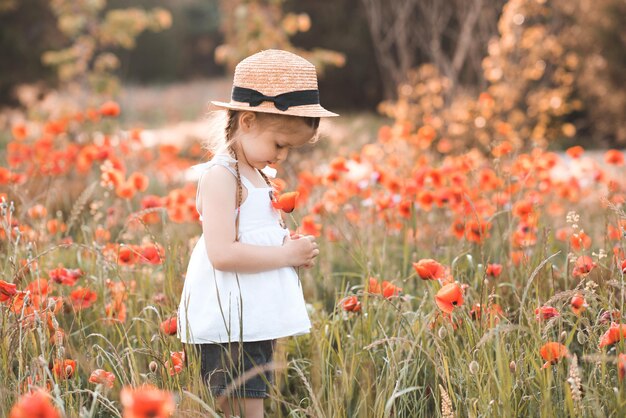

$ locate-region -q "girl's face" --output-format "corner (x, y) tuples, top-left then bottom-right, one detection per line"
(235, 112), (316, 170)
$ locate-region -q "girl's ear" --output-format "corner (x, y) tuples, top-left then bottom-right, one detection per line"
(238, 111), (257, 132)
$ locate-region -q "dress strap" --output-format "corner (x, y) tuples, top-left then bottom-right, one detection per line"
(192, 154), (238, 219)
(192, 154), (271, 219)
(190, 154), (238, 178)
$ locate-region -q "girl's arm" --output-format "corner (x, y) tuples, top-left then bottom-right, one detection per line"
(198, 165), (310, 274)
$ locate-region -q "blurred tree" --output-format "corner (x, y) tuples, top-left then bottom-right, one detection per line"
(361, 0), (505, 99)
(41, 0), (172, 98)
(215, 0), (345, 77)
(0, 0), (62, 106)
(571, 0), (626, 145)
(285, 0), (384, 111)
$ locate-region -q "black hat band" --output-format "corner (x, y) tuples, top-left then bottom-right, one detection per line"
(231, 86), (320, 112)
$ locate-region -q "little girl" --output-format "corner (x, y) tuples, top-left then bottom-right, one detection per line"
(177, 49), (338, 418)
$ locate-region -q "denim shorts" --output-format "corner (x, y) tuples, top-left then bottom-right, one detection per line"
(189, 339), (276, 399)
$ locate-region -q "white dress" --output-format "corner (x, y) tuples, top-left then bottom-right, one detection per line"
(177, 154), (312, 343)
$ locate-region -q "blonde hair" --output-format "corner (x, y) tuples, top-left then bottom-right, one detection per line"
(201, 109), (320, 240)
(201, 109), (320, 156)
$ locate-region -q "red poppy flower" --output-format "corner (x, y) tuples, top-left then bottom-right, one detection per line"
(572, 255), (596, 278)
(99, 101), (121, 117)
(540, 342), (568, 368)
(167, 351), (185, 376)
(535, 306), (560, 321)
(101, 168), (124, 189)
(9, 388), (60, 418)
(160, 317), (177, 335)
(105, 301), (127, 324)
(0, 279), (17, 302)
(118, 245), (137, 265)
(485, 263), (503, 278)
(566, 145), (584, 159)
(69, 287), (98, 310)
(48, 267), (82, 286)
(491, 140), (513, 157)
(340, 295), (361, 312)
(128, 172), (149, 192)
(116, 182), (136, 200)
(27, 204), (47, 219)
(11, 123), (27, 141)
(52, 359), (76, 379)
(367, 278), (402, 299)
(272, 191), (299, 213)
(329, 157), (350, 172)
(413, 259), (446, 280)
(599, 322), (626, 348)
(120, 384), (176, 418)
(381, 280), (402, 299)
(25, 278), (50, 296)
(435, 283), (464, 314)
(299, 215), (321, 237)
(0, 167), (12, 185)
(570, 294), (587, 315)
(368, 277), (381, 294)
(89, 369), (116, 388)
(464, 219), (491, 243)
(570, 232), (592, 252)
(140, 245), (164, 264)
(604, 149), (624, 166)
(141, 195), (163, 210)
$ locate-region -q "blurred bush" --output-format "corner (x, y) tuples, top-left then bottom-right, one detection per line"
(378, 0), (626, 150)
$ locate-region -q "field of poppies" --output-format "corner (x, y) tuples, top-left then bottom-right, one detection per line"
(1, 98), (626, 417)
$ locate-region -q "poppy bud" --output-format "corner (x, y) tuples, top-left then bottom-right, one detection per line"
(160, 317), (177, 335)
(340, 295), (361, 312)
(570, 294), (588, 315)
(535, 305), (560, 321)
(149, 361), (158, 373)
(438, 327), (447, 339)
(469, 360), (479, 375)
(509, 360), (517, 374)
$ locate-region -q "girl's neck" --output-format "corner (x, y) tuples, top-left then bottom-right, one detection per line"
(230, 143), (256, 172)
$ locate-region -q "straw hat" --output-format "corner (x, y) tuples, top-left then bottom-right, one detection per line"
(211, 49), (339, 117)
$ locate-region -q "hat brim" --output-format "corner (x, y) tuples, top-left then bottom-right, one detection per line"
(210, 100), (339, 118)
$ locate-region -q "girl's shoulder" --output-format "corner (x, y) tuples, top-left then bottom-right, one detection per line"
(191, 154), (237, 176)
(194, 160), (238, 218)
(193, 155), (239, 201)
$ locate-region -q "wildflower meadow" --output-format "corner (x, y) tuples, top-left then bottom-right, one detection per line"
(1, 0), (626, 417)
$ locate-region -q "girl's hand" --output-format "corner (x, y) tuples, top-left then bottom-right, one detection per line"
(282, 234), (319, 268)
